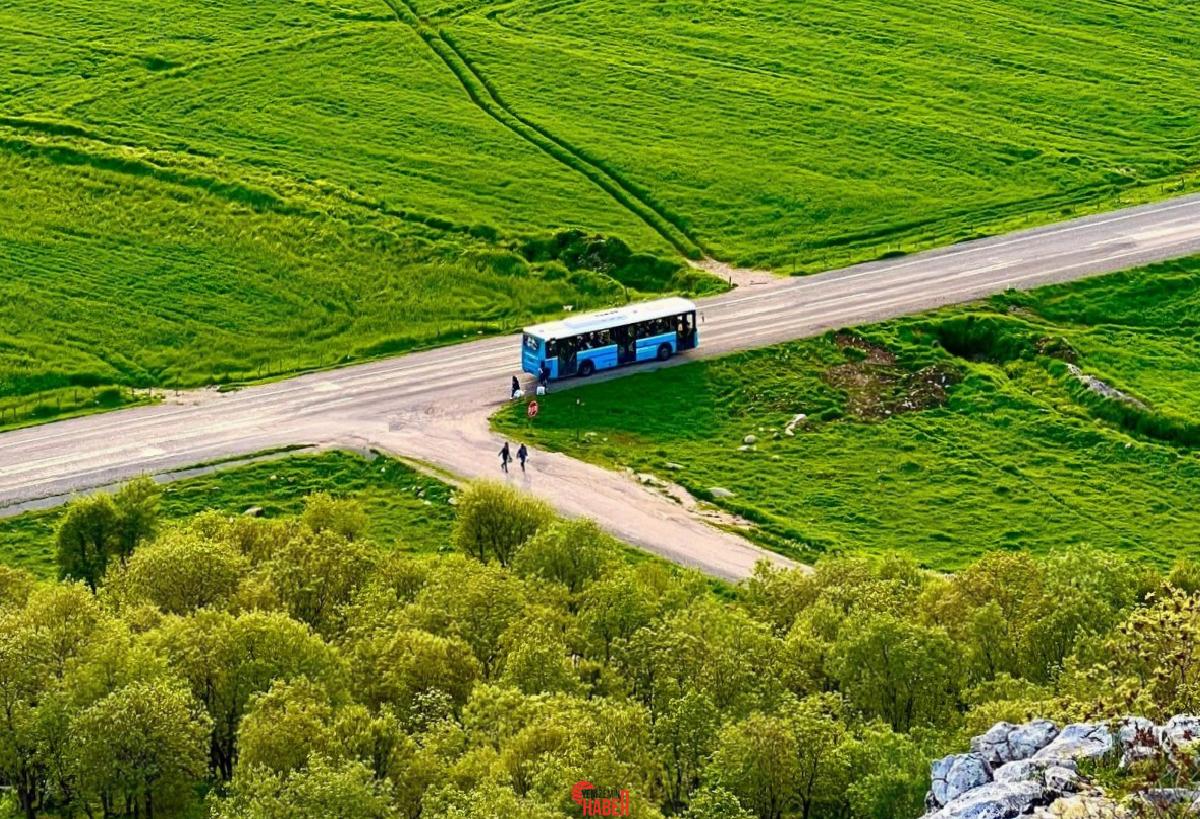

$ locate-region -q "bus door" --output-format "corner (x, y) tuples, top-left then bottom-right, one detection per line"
(552, 337), (578, 376)
(616, 325), (637, 365)
(677, 311), (698, 350)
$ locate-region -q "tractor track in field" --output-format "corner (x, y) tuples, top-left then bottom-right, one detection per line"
(378, 0), (706, 258)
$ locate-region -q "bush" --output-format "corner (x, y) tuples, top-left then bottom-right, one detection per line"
(453, 481), (553, 566)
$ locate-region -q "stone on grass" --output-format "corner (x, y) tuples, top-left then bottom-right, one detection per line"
(709, 487), (734, 499)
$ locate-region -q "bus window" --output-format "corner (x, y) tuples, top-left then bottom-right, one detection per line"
(546, 339), (557, 357)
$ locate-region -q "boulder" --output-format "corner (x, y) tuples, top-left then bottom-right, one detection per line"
(930, 753), (992, 808)
(1033, 723), (1113, 762)
(973, 720), (1059, 765)
(709, 487), (734, 499)
(1114, 716), (1159, 768)
(993, 757), (1076, 784)
(743, 434), (758, 444)
(1159, 715), (1200, 765)
(929, 780), (1047, 819)
(1042, 766), (1079, 795)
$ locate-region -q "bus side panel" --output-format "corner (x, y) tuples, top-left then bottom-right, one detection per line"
(635, 332), (676, 362)
(521, 339), (545, 377)
(578, 344), (618, 372)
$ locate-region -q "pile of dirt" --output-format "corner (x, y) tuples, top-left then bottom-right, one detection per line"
(825, 334), (960, 420)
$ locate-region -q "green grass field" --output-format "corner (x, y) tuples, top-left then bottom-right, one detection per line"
(3, 0), (1197, 427)
(496, 258), (1200, 569)
(0, 450), (457, 578)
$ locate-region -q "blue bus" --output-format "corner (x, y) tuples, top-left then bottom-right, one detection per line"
(522, 297), (699, 380)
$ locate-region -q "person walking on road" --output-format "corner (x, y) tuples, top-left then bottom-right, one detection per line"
(516, 443), (528, 472)
(499, 442), (512, 473)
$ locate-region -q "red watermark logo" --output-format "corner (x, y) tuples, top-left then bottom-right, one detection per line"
(571, 781), (631, 816)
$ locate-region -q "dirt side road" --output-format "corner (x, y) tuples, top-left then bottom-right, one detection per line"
(3, 194), (1200, 578)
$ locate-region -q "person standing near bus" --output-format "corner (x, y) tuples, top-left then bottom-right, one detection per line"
(499, 442), (511, 473)
(538, 362), (550, 393)
(516, 443), (528, 472)
(511, 375), (521, 399)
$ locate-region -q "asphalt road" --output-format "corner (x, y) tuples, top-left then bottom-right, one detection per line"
(4, 194), (1200, 579)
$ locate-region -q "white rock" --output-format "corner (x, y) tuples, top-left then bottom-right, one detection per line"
(743, 434), (758, 444)
(973, 720), (1059, 765)
(709, 487), (734, 499)
(930, 753), (992, 808)
(665, 462), (684, 470)
(929, 779), (1046, 819)
(1158, 714), (1200, 765)
(1033, 723), (1113, 762)
(1043, 766), (1079, 795)
(1115, 716), (1159, 768)
(993, 757), (1075, 784)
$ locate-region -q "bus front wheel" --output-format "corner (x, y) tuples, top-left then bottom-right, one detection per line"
(656, 344), (672, 362)
(579, 361), (595, 377)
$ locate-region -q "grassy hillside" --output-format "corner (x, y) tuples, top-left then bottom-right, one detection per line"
(3, 0), (1198, 426)
(441, 0), (1200, 268)
(0, 450), (457, 578)
(0, 0), (715, 428)
(496, 258), (1200, 569)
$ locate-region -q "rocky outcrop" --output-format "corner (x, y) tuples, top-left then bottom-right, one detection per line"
(973, 721), (1059, 766)
(923, 716), (1199, 819)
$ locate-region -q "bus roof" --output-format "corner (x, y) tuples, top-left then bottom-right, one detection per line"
(523, 297), (696, 340)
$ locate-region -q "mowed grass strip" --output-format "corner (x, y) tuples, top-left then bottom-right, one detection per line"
(495, 258), (1200, 570)
(443, 0), (1200, 269)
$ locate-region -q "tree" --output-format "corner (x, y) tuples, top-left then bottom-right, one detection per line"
(112, 476), (162, 565)
(212, 754), (396, 819)
(150, 610), (346, 779)
(512, 518), (615, 597)
(682, 787), (754, 819)
(238, 678), (337, 775)
(0, 566), (34, 611)
(845, 723), (930, 819)
(787, 695), (852, 819)
(301, 492), (368, 542)
(261, 527), (379, 635)
(409, 557), (527, 678)
(71, 679), (211, 819)
(110, 530), (247, 614)
(708, 713), (799, 819)
(829, 613), (964, 732)
(655, 691), (720, 813)
(56, 495), (119, 591)
(349, 628), (479, 718)
(498, 612), (580, 696)
(453, 482), (552, 566)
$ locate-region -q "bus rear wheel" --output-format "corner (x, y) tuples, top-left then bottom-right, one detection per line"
(656, 343), (672, 362)
(579, 361), (595, 377)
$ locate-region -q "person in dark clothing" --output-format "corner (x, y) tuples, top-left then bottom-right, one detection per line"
(516, 443), (528, 472)
(538, 362), (550, 392)
(511, 375), (521, 398)
(499, 442), (511, 473)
